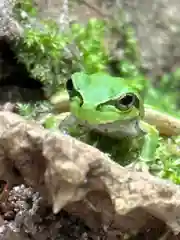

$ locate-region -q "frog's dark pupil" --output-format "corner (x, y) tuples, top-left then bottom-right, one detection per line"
(66, 78), (73, 92)
(66, 78), (76, 98)
(120, 94), (135, 106)
(66, 78), (83, 106)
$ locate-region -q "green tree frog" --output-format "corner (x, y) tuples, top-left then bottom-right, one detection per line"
(62, 71), (160, 169)
(51, 71), (180, 170)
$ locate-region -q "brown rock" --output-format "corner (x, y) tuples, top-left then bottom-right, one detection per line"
(0, 111), (179, 237)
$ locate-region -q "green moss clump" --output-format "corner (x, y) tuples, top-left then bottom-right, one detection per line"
(13, 0), (109, 96)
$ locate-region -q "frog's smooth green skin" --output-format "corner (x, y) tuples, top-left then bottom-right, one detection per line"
(66, 71), (159, 165)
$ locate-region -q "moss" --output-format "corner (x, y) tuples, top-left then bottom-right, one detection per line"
(12, 0), (109, 96)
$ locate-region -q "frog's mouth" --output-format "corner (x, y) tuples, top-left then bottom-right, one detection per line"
(82, 119), (145, 139)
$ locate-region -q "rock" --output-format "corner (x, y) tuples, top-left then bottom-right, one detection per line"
(0, 184), (96, 240)
(0, 111), (179, 238)
(0, 0), (22, 39)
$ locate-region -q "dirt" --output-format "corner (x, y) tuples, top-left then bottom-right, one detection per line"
(0, 185), (101, 240)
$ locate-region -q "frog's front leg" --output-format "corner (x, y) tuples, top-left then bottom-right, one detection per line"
(128, 120), (159, 172)
(140, 120), (159, 162)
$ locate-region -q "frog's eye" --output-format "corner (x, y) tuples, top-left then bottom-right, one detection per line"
(116, 93), (139, 110)
(66, 78), (83, 106)
(66, 78), (74, 96)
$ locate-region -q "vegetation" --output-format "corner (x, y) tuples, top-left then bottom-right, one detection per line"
(13, 0), (109, 96)
(12, 0), (180, 184)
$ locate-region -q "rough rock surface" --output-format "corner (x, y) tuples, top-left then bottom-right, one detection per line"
(0, 0), (22, 38)
(0, 111), (179, 239)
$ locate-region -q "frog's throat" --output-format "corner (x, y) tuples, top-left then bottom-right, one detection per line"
(78, 118), (145, 139)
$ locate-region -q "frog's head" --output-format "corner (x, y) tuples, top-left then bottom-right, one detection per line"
(66, 72), (144, 138)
